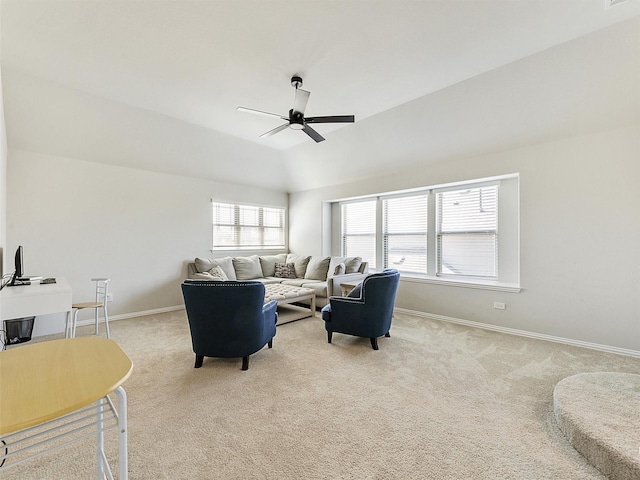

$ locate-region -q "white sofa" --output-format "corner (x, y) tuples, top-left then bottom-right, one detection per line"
(187, 253), (368, 308)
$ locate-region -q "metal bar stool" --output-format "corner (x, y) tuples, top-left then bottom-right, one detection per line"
(66, 278), (111, 338)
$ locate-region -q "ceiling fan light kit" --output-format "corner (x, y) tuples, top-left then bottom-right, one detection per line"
(238, 75), (355, 143)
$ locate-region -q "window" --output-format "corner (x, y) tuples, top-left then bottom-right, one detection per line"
(337, 175), (519, 288)
(341, 200), (376, 269)
(436, 185), (498, 278)
(383, 195), (428, 274)
(212, 202), (285, 249)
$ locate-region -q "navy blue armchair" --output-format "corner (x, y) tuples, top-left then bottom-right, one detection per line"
(181, 280), (277, 370)
(321, 269), (400, 350)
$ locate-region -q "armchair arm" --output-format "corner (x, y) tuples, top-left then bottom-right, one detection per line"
(324, 296), (364, 322)
(262, 300), (278, 324)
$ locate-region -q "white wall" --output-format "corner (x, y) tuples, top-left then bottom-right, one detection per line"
(6, 149), (287, 335)
(0, 68), (6, 276)
(289, 125), (640, 352)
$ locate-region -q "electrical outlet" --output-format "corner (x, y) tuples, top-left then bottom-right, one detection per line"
(106, 292), (114, 302)
(493, 301), (506, 310)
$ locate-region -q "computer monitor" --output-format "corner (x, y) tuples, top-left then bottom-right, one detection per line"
(9, 245), (24, 286)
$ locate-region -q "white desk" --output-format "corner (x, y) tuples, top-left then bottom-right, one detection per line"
(0, 277), (72, 340)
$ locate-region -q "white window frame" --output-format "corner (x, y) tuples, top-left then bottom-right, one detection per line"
(211, 201), (286, 251)
(335, 175), (520, 292)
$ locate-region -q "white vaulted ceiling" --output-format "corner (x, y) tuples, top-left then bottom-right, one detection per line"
(1, 0), (639, 191)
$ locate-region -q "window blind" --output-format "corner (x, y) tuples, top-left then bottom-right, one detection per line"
(436, 185), (498, 278)
(341, 200), (376, 268)
(212, 202), (285, 249)
(383, 195), (428, 274)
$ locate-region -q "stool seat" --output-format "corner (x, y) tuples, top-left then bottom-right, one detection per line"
(72, 301), (104, 309)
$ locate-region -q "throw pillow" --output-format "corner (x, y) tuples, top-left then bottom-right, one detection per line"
(286, 254), (312, 278)
(232, 255), (263, 280)
(194, 256), (237, 280)
(304, 256), (331, 280)
(333, 263), (346, 276)
(207, 265), (229, 281)
(329, 256), (363, 275)
(345, 257), (363, 274)
(274, 262), (297, 279)
(259, 254), (287, 277)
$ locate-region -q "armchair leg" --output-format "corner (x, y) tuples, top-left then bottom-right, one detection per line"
(242, 356), (249, 371)
(385, 332), (391, 338)
(194, 355), (204, 368)
(327, 331), (333, 344)
(268, 339), (273, 349)
(370, 337), (379, 350)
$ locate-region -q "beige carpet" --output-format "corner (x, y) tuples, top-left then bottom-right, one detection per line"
(554, 372), (640, 480)
(3, 310), (640, 479)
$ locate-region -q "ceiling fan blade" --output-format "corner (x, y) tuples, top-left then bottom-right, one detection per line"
(237, 107), (288, 121)
(260, 123), (289, 138)
(292, 88), (310, 114)
(302, 125), (325, 143)
(305, 115), (355, 124)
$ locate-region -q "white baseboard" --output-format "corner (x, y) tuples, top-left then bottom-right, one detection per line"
(81, 304), (640, 358)
(395, 307), (640, 359)
(76, 305), (185, 327)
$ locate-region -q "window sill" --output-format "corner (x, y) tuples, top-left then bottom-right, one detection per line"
(400, 274), (521, 293)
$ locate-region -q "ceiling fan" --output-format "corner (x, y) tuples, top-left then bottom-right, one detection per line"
(237, 76), (355, 143)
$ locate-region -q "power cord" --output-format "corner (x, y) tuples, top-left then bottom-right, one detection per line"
(0, 272), (15, 291)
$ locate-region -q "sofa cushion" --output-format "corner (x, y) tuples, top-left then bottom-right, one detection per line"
(274, 262), (297, 279)
(232, 255), (263, 280)
(304, 256), (331, 280)
(286, 254), (311, 278)
(259, 253), (287, 277)
(195, 257), (237, 281)
(300, 281), (328, 298)
(190, 272), (215, 280)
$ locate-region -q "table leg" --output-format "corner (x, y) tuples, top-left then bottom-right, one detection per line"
(65, 311), (71, 338)
(96, 400), (105, 478)
(116, 387), (128, 480)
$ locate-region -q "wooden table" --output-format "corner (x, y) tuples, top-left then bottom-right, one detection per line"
(0, 337), (133, 478)
(340, 282), (359, 297)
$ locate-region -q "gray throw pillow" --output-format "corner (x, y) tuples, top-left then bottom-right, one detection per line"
(286, 254), (311, 278)
(259, 254), (287, 277)
(328, 256), (363, 275)
(274, 262), (296, 279)
(194, 256), (237, 281)
(333, 263), (346, 276)
(304, 256), (331, 280)
(345, 257), (363, 274)
(232, 255), (263, 280)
